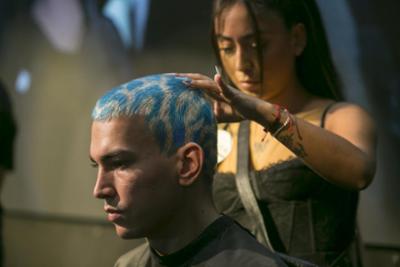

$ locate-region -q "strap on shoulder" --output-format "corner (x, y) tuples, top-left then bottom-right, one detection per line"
(236, 120), (274, 251)
(320, 102), (337, 128)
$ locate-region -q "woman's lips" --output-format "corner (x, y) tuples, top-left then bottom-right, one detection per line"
(239, 80), (259, 86)
(239, 80), (259, 85)
(239, 81), (260, 92)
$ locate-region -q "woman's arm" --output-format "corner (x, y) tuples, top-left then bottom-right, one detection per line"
(180, 73), (377, 190)
(218, 75), (377, 190)
(267, 102), (376, 190)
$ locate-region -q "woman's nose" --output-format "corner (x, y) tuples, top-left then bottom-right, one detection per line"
(236, 47), (252, 71)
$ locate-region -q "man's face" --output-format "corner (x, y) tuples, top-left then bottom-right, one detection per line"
(90, 116), (181, 239)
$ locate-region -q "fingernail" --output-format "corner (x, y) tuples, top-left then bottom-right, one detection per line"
(182, 80), (192, 87)
(215, 65), (222, 75)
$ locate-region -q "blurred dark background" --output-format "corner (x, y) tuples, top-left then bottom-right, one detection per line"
(0, 0), (398, 266)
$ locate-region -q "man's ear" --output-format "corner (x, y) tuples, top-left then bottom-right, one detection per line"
(291, 23), (307, 56)
(176, 142), (204, 186)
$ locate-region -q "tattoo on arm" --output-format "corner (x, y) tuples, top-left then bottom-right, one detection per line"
(279, 133), (308, 158)
(278, 114), (308, 158)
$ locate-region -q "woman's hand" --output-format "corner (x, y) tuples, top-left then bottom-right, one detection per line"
(176, 73), (245, 122)
(213, 74), (274, 126)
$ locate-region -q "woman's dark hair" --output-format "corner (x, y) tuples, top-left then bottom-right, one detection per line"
(211, 0), (343, 101)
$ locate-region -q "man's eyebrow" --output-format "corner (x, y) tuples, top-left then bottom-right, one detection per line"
(102, 150), (135, 161)
(91, 150), (136, 163)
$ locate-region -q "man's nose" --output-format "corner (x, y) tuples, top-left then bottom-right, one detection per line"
(93, 169), (115, 199)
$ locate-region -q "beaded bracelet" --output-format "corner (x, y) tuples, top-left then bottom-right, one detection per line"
(263, 105), (292, 138)
(268, 104), (283, 131)
(272, 113), (291, 137)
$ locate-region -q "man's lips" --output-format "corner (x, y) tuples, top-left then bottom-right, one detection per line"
(104, 206), (123, 222)
(107, 212), (122, 222)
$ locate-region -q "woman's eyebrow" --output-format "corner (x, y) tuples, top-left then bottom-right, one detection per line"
(216, 33), (256, 42)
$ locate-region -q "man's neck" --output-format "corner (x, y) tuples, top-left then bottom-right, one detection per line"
(148, 196), (219, 255)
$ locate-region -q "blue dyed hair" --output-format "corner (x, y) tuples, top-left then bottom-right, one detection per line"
(92, 74), (217, 180)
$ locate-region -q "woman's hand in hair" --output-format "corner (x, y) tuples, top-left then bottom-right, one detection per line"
(176, 73), (244, 122)
(214, 74), (274, 127)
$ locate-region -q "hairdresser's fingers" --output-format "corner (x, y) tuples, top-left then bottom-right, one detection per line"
(187, 78), (218, 90)
(177, 73), (217, 91)
(214, 74), (240, 101)
(214, 74), (266, 122)
(175, 73), (211, 81)
(178, 74), (229, 103)
(184, 79), (223, 99)
(213, 101), (245, 123)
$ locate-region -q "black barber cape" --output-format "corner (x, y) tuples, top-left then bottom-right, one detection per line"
(114, 215), (288, 267)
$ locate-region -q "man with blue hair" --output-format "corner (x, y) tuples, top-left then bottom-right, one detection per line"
(89, 74), (287, 267)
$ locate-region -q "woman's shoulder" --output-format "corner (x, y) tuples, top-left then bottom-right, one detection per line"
(304, 96), (370, 114)
(300, 97), (375, 131)
(293, 98), (334, 126)
(322, 101), (375, 132)
(300, 97), (335, 113)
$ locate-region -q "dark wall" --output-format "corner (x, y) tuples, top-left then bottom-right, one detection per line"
(347, 0), (400, 247)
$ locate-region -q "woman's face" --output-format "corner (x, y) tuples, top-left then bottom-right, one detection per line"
(215, 2), (303, 99)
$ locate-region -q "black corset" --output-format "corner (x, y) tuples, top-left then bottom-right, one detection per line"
(213, 158), (358, 266)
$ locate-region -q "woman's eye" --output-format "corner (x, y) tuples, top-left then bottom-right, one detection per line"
(219, 46), (234, 55)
